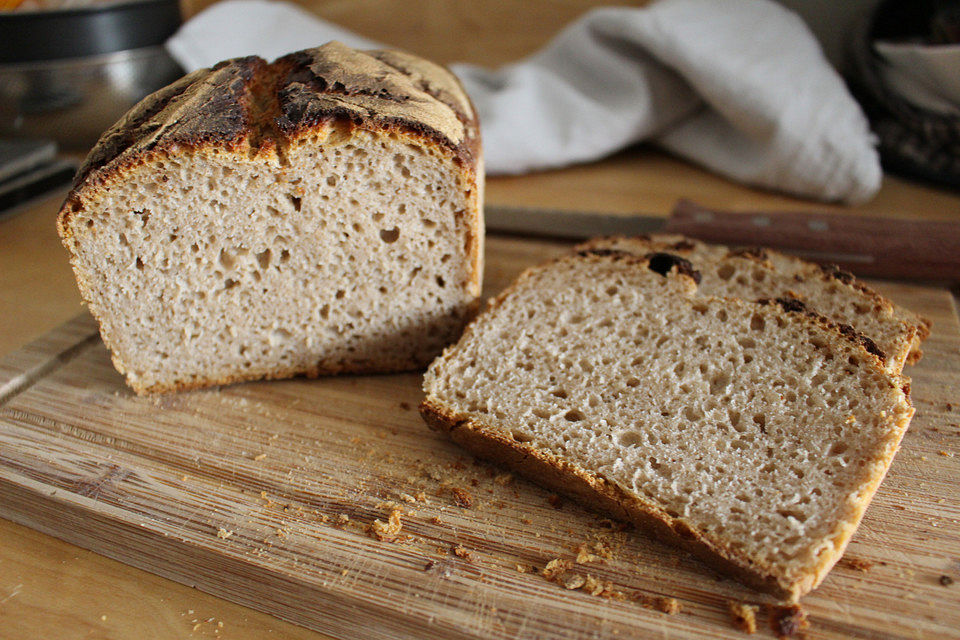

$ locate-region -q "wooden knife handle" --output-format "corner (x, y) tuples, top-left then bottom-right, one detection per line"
(663, 200), (960, 281)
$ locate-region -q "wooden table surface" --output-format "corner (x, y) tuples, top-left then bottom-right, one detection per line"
(2, 145), (958, 639)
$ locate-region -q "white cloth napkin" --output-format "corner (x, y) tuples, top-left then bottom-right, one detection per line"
(167, 0), (881, 204)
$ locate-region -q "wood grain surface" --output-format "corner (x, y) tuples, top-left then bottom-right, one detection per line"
(1, 236), (959, 639)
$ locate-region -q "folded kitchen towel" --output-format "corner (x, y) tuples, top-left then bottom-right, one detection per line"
(167, 0), (881, 204)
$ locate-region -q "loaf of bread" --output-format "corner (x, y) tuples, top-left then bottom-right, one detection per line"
(58, 42), (483, 394)
(421, 249), (914, 601)
(576, 235), (929, 374)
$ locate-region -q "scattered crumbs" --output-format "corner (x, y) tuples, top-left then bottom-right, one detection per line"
(430, 515), (443, 525)
(520, 518), (533, 525)
(728, 601), (758, 634)
(370, 509), (403, 542)
(921, 456), (929, 461)
(193, 623), (202, 632)
(335, 513), (350, 527)
(562, 573), (586, 590)
(656, 597), (680, 615)
(542, 558), (573, 581)
(940, 575), (954, 586)
(216, 528), (233, 540)
(947, 402), (954, 411)
(547, 494), (564, 509)
(399, 401), (411, 411)
(880, 410), (887, 418)
(515, 563), (533, 573)
(494, 473), (513, 486)
(452, 487), (474, 508)
(770, 604), (808, 639)
(218, 621), (224, 629)
(845, 414), (857, 424)
(399, 493), (417, 503)
(452, 544), (474, 562)
(415, 491), (428, 502)
(341, 569), (349, 577)
(424, 560), (437, 571)
(100, 615), (107, 622)
(939, 450), (954, 457)
(253, 453), (267, 461)
(180, 474), (189, 482)
(576, 545), (600, 564)
(839, 557), (874, 572)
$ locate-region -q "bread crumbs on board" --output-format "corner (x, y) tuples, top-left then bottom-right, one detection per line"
(369, 509), (403, 541)
(728, 601), (758, 633)
(839, 556), (874, 572)
(770, 604), (808, 639)
(451, 487), (473, 508)
(216, 528), (233, 539)
(452, 544), (474, 562)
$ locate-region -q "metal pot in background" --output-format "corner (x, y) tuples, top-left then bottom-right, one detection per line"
(0, 0), (184, 151)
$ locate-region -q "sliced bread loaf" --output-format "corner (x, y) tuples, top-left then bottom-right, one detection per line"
(58, 42), (483, 394)
(575, 235), (930, 374)
(421, 249), (914, 601)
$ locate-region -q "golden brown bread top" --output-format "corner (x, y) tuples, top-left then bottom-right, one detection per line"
(62, 42), (480, 217)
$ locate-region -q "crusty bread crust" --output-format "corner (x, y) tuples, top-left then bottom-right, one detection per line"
(58, 42), (483, 394)
(421, 251), (914, 602)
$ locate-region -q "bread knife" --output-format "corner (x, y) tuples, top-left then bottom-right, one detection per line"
(486, 199), (960, 281)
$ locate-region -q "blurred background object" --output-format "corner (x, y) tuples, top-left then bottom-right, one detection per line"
(848, 0), (960, 190)
(0, 0), (183, 149)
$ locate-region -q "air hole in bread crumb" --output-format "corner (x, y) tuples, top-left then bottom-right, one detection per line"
(717, 309), (728, 321)
(326, 175), (338, 187)
(717, 264), (735, 280)
(750, 314), (765, 331)
(380, 227), (400, 243)
(135, 257), (144, 270)
(335, 289), (345, 299)
(551, 388), (568, 399)
(564, 409), (585, 422)
(737, 337), (756, 349)
(830, 442), (848, 455)
(319, 304), (330, 319)
(752, 269), (766, 282)
(436, 276), (445, 288)
(511, 430), (534, 443)
(256, 249), (271, 270)
(619, 431), (644, 447)
(532, 408), (552, 420)
(625, 377), (641, 388)
(683, 406), (704, 421)
(280, 249), (290, 263)
(753, 413), (767, 430)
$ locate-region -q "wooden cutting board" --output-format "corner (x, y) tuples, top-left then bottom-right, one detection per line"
(1, 236), (958, 640)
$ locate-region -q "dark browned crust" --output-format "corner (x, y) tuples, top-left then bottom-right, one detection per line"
(59, 42), (480, 238)
(273, 45), (479, 169)
(419, 399), (796, 601)
(644, 252), (702, 284)
(819, 263), (856, 286)
(759, 297), (886, 362)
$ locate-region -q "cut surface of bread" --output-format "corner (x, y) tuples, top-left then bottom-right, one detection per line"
(58, 42), (483, 394)
(422, 250), (914, 601)
(576, 235), (930, 374)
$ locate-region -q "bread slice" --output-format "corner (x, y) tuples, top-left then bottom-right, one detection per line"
(575, 235), (930, 374)
(58, 42), (483, 394)
(421, 249), (914, 601)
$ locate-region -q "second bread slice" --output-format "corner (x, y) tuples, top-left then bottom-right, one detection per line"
(422, 249), (914, 601)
